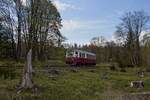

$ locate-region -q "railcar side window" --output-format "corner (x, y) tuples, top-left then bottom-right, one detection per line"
(79, 52), (82, 57)
(82, 53), (85, 58)
(66, 51), (74, 57)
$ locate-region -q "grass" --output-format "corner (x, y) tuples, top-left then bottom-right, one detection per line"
(0, 63), (150, 100)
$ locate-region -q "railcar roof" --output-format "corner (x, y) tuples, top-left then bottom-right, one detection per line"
(68, 49), (96, 56)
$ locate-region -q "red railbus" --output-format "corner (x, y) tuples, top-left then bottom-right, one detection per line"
(65, 49), (96, 66)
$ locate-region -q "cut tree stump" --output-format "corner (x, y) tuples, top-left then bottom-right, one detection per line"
(130, 81), (144, 88)
(137, 71), (144, 77)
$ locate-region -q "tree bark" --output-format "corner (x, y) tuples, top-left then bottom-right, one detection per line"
(17, 49), (34, 93)
(14, 0), (22, 60)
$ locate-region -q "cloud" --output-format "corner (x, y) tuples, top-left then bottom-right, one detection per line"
(61, 19), (116, 33)
(62, 20), (95, 32)
(60, 19), (117, 44)
(114, 10), (124, 16)
(21, 0), (26, 6)
(53, 0), (80, 11)
(21, 0), (30, 6)
(139, 31), (149, 41)
(62, 20), (79, 31)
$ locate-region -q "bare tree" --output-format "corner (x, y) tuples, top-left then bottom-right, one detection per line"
(115, 11), (150, 66)
(0, 0), (16, 58)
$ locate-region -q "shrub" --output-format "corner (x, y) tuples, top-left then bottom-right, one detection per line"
(110, 66), (116, 71)
(120, 68), (126, 72)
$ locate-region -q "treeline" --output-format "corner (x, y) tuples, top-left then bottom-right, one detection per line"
(72, 11), (150, 67)
(0, 0), (65, 61)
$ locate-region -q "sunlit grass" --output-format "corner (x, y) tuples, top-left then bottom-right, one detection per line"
(0, 64), (150, 100)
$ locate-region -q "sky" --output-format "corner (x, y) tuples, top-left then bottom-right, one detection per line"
(53, 0), (150, 45)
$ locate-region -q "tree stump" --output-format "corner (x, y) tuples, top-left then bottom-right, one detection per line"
(130, 81), (144, 88)
(137, 71), (144, 77)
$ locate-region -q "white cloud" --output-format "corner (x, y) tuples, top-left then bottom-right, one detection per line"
(21, 0), (26, 6)
(60, 19), (117, 44)
(62, 20), (80, 31)
(53, 0), (80, 11)
(21, 0), (30, 6)
(139, 31), (149, 41)
(61, 19), (115, 33)
(114, 10), (124, 16)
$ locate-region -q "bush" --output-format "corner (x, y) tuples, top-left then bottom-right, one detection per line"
(145, 67), (150, 72)
(109, 63), (119, 71)
(110, 66), (116, 71)
(120, 68), (126, 72)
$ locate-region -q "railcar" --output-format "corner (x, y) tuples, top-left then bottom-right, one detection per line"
(65, 49), (96, 66)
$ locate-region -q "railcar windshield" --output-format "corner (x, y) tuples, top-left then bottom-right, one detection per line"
(66, 50), (74, 57)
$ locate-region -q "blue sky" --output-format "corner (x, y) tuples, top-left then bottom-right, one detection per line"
(53, 0), (150, 45)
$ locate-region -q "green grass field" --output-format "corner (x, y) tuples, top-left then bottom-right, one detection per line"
(0, 62), (150, 100)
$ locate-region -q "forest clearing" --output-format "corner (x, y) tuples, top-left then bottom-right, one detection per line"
(0, 60), (150, 100)
(1, 0), (150, 100)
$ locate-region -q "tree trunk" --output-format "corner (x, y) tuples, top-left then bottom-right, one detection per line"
(14, 0), (22, 60)
(17, 49), (34, 93)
